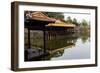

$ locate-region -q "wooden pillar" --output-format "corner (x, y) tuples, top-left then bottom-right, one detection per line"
(28, 28), (30, 49)
(43, 27), (46, 54)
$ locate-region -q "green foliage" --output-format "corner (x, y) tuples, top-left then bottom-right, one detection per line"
(65, 17), (89, 27)
(65, 16), (73, 23)
(44, 12), (64, 20)
(81, 19), (89, 27)
(65, 17), (80, 26)
(72, 18), (79, 26)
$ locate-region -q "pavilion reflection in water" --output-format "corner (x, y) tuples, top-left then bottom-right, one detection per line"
(24, 12), (76, 61)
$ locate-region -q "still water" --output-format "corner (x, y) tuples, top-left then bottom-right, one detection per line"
(24, 30), (90, 61)
(51, 38), (90, 60)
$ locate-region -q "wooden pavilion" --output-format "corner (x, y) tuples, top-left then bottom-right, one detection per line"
(24, 12), (76, 61)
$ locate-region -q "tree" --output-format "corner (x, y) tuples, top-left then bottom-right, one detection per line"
(81, 19), (88, 27)
(72, 18), (79, 26)
(65, 16), (73, 23)
(44, 12), (64, 20)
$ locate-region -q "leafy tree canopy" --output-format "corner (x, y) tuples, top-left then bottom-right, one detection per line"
(81, 19), (89, 27)
(44, 12), (64, 20)
(65, 16), (73, 23)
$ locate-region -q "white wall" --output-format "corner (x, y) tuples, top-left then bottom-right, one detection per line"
(0, 0), (99, 73)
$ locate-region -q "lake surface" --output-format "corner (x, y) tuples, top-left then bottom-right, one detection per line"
(24, 30), (90, 61)
(51, 38), (90, 60)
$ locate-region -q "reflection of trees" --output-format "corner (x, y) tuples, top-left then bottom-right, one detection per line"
(79, 27), (90, 43)
(40, 49), (64, 60)
(45, 32), (78, 50)
(80, 33), (89, 43)
(43, 31), (78, 60)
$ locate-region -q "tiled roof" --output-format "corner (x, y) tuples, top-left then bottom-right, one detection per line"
(30, 12), (56, 22)
(46, 23), (75, 27)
